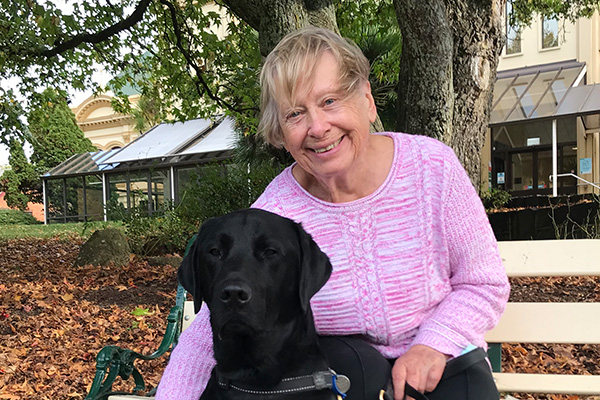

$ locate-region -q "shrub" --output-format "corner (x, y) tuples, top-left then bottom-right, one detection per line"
(551, 194), (600, 239)
(125, 206), (197, 256)
(481, 188), (511, 211)
(0, 209), (41, 225)
(176, 161), (279, 226)
(123, 161), (281, 256)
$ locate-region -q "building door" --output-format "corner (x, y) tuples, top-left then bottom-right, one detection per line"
(491, 118), (578, 196)
(492, 145), (576, 196)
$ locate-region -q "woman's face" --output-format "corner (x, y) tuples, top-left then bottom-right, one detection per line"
(277, 52), (377, 183)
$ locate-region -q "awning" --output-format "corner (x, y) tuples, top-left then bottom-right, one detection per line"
(489, 60), (600, 128)
(554, 84), (600, 131)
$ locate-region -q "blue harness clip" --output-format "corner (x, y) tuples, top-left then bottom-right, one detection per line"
(332, 374), (348, 399)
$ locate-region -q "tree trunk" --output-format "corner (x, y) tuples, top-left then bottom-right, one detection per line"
(394, 0), (506, 190)
(394, 0), (454, 143)
(224, 0), (339, 56)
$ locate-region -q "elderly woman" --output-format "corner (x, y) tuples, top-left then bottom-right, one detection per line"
(156, 27), (509, 400)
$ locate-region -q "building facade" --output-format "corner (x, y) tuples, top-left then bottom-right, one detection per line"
(481, 7), (600, 196)
(71, 94), (141, 150)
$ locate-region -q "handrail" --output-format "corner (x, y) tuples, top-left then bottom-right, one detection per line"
(550, 173), (600, 197)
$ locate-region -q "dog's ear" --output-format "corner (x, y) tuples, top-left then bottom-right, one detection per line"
(297, 223), (332, 312)
(178, 235), (204, 314)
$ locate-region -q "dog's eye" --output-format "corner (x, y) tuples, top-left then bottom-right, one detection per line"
(262, 248), (277, 258)
(208, 248), (222, 258)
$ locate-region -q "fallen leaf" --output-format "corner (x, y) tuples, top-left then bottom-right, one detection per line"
(61, 293), (73, 301)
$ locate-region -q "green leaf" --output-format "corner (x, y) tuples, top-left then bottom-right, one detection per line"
(131, 306), (154, 316)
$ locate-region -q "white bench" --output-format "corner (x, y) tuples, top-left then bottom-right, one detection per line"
(486, 239), (600, 395)
(102, 239), (600, 399)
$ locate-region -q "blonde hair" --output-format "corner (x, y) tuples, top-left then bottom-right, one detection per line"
(258, 27), (370, 148)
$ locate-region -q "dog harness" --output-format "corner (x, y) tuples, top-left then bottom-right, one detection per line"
(217, 369), (350, 398)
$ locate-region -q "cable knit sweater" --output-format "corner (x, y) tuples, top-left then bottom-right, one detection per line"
(155, 132), (510, 400)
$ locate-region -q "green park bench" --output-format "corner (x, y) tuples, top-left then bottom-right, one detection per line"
(85, 283), (193, 400)
(85, 239), (600, 399)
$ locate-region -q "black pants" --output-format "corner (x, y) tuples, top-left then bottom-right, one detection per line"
(318, 336), (499, 400)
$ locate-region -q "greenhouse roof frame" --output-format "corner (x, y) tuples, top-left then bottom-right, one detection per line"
(42, 116), (237, 179)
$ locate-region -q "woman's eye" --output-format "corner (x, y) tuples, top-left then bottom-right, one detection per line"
(208, 248), (222, 258)
(324, 98), (335, 106)
(286, 111), (301, 121)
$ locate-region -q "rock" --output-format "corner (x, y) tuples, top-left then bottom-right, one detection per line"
(74, 228), (131, 267)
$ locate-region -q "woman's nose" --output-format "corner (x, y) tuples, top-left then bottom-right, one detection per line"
(307, 108), (329, 137)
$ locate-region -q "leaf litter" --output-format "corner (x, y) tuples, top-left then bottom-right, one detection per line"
(0, 237), (177, 400)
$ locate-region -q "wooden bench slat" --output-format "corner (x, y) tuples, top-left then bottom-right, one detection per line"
(490, 240), (600, 396)
(486, 302), (600, 344)
(498, 239), (600, 277)
(493, 372), (600, 394)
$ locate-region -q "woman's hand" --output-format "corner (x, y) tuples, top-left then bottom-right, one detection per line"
(391, 344), (449, 400)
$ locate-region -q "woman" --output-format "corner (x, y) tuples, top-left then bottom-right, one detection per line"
(156, 27), (509, 400)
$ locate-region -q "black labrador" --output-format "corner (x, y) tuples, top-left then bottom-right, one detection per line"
(178, 209), (348, 400)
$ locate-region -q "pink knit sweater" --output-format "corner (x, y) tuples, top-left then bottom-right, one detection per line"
(155, 132), (510, 399)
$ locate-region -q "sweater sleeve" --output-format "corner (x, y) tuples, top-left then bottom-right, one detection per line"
(411, 150), (510, 357)
(155, 303), (215, 399)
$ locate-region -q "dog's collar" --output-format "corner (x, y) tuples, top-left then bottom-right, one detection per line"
(217, 369), (350, 398)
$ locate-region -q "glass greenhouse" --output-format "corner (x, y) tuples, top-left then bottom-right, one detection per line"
(41, 116), (237, 224)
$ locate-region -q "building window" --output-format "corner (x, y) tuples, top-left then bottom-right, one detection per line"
(105, 170), (171, 219)
(151, 169), (170, 213)
(506, 1), (521, 54)
(46, 179), (65, 223)
(84, 175), (104, 221)
(542, 16), (559, 49)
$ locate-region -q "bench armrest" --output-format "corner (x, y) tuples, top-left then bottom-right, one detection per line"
(85, 285), (187, 400)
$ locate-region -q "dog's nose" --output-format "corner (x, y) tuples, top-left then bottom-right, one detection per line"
(220, 283), (252, 305)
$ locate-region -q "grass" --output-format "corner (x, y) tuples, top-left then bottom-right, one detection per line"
(0, 220), (124, 240)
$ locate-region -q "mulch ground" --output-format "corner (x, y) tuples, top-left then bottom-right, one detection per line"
(0, 237), (178, 399)
(0, 238), (599, 399)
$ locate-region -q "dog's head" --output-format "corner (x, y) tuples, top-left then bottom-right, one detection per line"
(178, 209), (332, 337)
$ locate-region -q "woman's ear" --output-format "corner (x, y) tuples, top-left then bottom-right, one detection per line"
(364, 81), (378, 124)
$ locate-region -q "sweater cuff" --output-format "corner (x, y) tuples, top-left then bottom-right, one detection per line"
(410, 320), (471, 358)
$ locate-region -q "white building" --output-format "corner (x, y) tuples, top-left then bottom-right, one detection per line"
(483, 6), (600, 196)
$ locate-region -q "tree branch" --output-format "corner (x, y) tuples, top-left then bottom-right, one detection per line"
(41, 0), (153, 58)
(158, 0), (255, 114)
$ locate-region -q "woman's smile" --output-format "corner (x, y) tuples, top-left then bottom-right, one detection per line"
(312, 137), (343, 154)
